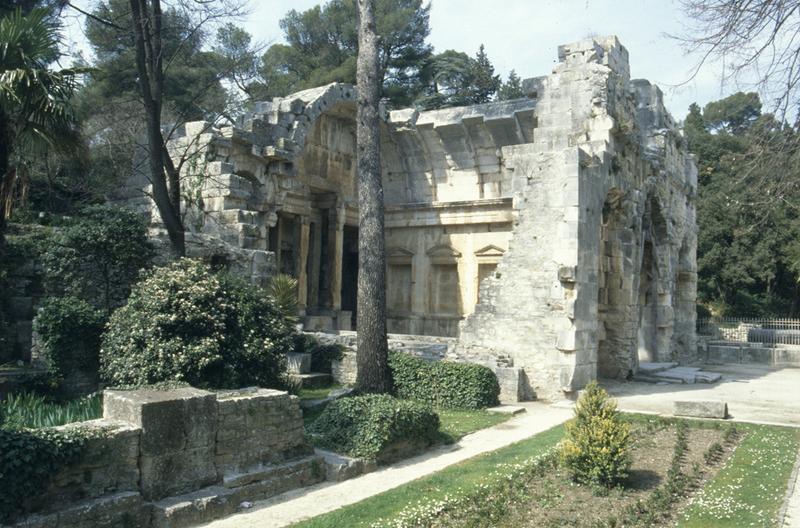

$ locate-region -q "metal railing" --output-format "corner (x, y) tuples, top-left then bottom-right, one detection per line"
(697, 317), (800, 346)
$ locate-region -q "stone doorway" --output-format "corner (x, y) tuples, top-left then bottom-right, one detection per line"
(597, 189), (638, 379)
(341, 226), (358, 328)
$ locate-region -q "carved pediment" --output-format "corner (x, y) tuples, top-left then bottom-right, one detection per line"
(474, 245), (505, 258)
(387, 246), (414, 264)
(427, 244), (461, 263)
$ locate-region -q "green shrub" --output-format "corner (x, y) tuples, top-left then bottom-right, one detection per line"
(558, 381), (631, 487)
(0, 392), (102, 429)
(293, 334), (344, 373)
(42, 205), (153, 313)
(389, 352), (500, 409)
(267, 274), (299, 323)
(0, 426), (100, 523)
(100, 259), (294, 389)
(307, 394), (440, 460)
(34, 296), (105, 386)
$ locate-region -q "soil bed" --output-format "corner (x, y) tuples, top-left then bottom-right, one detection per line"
(414, 418), (736, 528)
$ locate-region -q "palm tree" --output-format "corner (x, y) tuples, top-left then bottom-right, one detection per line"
(0, 7), (81, 243)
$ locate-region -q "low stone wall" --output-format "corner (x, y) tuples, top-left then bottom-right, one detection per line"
(700, 339), (800, 367)
(9, 387), (323, 528)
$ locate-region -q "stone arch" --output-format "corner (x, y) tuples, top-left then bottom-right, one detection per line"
(637, 195), (672, 362)
(597, 188), (638, 379)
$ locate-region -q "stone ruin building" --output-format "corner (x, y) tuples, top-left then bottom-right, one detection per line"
(124, 36), (698, 401)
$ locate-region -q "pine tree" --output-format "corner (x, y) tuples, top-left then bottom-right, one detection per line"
(469, 44), (500, 104)
(497, 69), (524, 100)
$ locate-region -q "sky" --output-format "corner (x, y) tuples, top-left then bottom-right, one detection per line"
(61, 0), (748, 120)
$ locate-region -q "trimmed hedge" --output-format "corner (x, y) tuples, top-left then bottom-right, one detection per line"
(307, 394), (440, 460)
(389, 352), (500, 409)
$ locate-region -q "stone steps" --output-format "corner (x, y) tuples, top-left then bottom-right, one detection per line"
(289, 373), (331, 389)
(150, 455), (325, 528)
(634, 365), (722, 384)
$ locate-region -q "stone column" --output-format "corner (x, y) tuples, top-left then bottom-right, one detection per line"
(297, 216), (310, 313)
(330, 205), (345, 311)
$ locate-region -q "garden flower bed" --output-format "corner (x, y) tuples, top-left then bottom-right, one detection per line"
(292, 415), (800, 528)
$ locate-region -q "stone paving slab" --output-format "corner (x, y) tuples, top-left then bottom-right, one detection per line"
(197, 403), (572, 528)
(486, 404), (526, 415)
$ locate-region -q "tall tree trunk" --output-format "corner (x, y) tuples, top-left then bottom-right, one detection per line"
(130, 0), (185, 256)
(0, 112), (11, 251)
(355, 0), (390, 394)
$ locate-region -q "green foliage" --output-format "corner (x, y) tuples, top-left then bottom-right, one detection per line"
(82, 0), (227, 123)
(415, 44), (501, 109)
(100, 259), (293, 390)
(497, 69), (525, 101)
(686, 92), (800, 316)
(292, 334), (344, 373)
(267, 273), (299, 323)
(0, 392), (102, 429)
(0, 7), (83, 225)
(0, 425), (100, 523)
(42, 205), (153, 313)
(558, 381), (631, 487)
(256, 0), (433, 108)
(388, 351), (500, 409)
(307, 394), (439, 459)
(33, 296), (105, 383)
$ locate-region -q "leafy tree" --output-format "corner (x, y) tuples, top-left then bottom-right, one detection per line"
(355, 0), (390, 393)
(686, 92), (800, 316)
(0, 7), (81, 246)
(415, 45), (500, 110)
(75, 0), (249, 256)
(42, 205), (153, 313)
(256, 0), (433, 108)
(497, 69), (524, 101)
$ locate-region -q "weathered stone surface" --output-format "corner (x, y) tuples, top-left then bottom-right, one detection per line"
(674, 400), (728, 419)
(215, 388), (312, 476)
(104, 388), (219, 500)
(289, 372), (332, 389)
(21, 420), (141, 515)
(11, 492), (148, 528)
(125, 35), (698, 402)
(315, 449), (377, 482)
(287, 353), (312, 374)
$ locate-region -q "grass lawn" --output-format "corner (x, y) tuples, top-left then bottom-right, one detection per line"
(436, 408), (512, 443)
(292, 414), (800, 528)
(291, 424), (565, 528)
(678, 423), (800, 527)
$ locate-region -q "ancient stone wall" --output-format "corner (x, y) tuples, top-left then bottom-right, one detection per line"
(10, 387), (322, 528)
(456, 37), (697, 400)
(126, 35), (697, 402)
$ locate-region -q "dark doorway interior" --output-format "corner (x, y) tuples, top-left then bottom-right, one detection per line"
(342, 226), (359, 328)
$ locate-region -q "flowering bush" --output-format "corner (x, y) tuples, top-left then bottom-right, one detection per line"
(558, 381), (631, 487)
(99, 259), (293, 389)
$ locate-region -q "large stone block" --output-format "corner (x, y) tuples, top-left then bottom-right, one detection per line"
(103, 388), (219, 500)
(674, 400), (728, 419)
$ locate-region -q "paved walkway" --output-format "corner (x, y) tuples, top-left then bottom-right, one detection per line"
(782, 449), (800, 528)
(199, 402), (573, 528)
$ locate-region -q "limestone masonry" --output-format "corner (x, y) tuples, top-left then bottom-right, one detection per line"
(125, 36), (698, 401)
